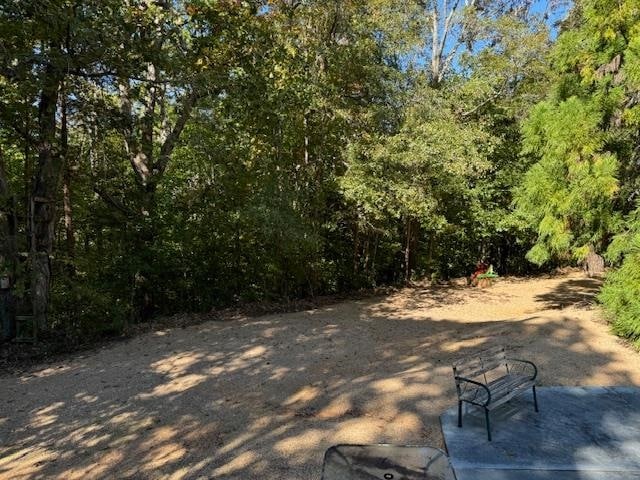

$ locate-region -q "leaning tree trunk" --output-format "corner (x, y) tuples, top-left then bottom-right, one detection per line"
(30, 64), (62, 332)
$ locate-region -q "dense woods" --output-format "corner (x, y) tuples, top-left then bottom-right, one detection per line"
(1, 0), (640, 347)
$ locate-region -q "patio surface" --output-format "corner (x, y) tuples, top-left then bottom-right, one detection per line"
(440, 386), (640, 480)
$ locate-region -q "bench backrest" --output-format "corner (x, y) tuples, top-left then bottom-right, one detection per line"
(452, 346), (507, 384)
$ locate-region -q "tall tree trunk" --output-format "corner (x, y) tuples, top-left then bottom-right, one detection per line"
(427, 0), (475, 87)
(353, 221), (360, 275)
(133, 183), (158, 322)
(31, 62), (62, 332)
(60, 87), (75, 264)
(0, 147), (17, 340)
(404, 218), (412, 284)
(303, 112), (310, 166)
(24, 102), (32, 231)
(427, 234), (435, 276)
(403, 218), (420, 284)
(370, 233), (379, 278)
(119, 75), (199, 321)
(0, 155), (17, 264)
(62, 173), (73, 258)
(362, 237), (370, 276)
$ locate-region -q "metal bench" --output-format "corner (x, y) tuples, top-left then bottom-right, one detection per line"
(453, 346), (538, 441)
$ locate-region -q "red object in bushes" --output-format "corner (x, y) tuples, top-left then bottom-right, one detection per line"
(470, 262), (489, 286)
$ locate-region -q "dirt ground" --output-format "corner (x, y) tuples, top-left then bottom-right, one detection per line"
(1, 272), (639, 480)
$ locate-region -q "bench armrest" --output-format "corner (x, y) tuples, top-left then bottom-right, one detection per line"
(505, 358), (538, 381)
(455, 376), (492, 406)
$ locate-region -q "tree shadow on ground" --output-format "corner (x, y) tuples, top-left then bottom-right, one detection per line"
(0, 282), (637, 480)
(371, 282), (516, 314)
(534, 277), (603, 310)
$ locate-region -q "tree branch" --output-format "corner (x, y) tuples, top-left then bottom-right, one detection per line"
(460, 86), (505, 118)
(93, 185), (135, 218)
(155, 89), (201, 176)
(118, 81), (149, 187)
(440, 0), (462, 59)
(8, 119), (38, 146)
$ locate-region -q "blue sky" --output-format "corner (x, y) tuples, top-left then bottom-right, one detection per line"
(402, 0), (574, 72)
(532, 0), (573, 38)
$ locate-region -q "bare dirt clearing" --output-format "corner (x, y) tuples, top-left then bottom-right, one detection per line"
(1, 272), (639, 480)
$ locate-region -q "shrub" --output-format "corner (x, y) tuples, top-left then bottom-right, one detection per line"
(599, 209), (640, 347)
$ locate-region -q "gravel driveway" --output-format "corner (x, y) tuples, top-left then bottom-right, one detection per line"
(1, 272), (639, 479)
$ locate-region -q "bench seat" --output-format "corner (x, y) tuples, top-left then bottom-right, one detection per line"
(460, 374), (535, 410)
(453, 346), (538, 441)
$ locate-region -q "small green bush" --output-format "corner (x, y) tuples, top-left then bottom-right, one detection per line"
(49, 278), (128, 343)
(599, 257), (640, 347)
(599, 210), (640, 347)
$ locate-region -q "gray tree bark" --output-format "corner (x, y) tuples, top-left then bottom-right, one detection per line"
(30, 60), (63, 332)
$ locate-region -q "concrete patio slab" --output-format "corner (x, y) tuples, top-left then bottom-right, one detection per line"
(440, 387), (640, 480)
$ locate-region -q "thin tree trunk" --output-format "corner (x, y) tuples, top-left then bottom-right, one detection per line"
(370, 232), (379, 279)
(404, 219), (412, 284)
(353, 221), (360, 275)
(62, 177), (73, 258)
(60, 87), (75, 263)
(427, 234), (434, 275)
(363, 237), (370, 276)
(431, 7), (440, 84)
(303, 113), (310, 166)
(24, 103), (31, 232)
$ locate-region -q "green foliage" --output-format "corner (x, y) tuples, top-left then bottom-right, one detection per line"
(50, 278), (128, 342)
(340, 83), (496, 281)
(0, 0), (566, 343)
(515, 97), (619, 265)
(516, 0), (640, 345)
(599, 207), (640, 346)
(343, 87), (493, 225)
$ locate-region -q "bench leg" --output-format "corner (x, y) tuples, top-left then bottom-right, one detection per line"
(484, 407), (492, 442)
(532, 385), (539, 412)
(458, 401), (463, 427)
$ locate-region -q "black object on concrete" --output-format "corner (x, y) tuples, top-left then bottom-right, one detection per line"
(321, 444), (455, 480)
